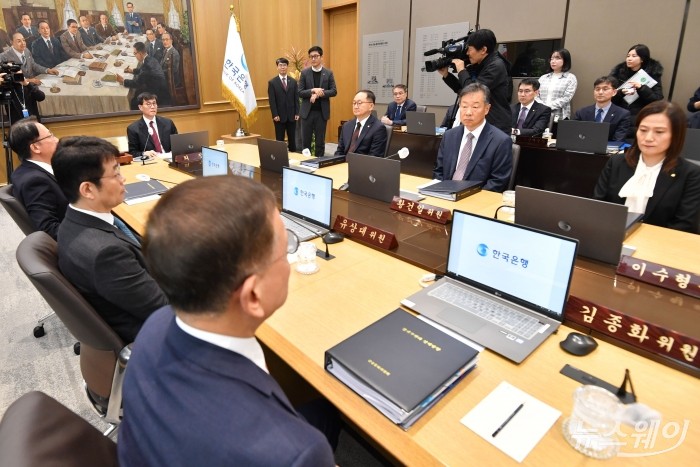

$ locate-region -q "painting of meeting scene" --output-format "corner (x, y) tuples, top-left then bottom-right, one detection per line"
(0, 0), (199, 121)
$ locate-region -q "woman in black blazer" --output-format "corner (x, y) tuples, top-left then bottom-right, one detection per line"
(594, 100), (700, 233)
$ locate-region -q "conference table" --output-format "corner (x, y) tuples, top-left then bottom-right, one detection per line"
(114, 144), (699, 466)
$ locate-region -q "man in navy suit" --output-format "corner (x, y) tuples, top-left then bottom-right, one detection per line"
(117, 42), (171, 109)
(335, 90), (388, 156)
(381, 84), (417, 126)
(299, 46), (337, 157)
(574, 76), (631, 142)
(268, 57), (299, 152)
(31, 20), (68, 69)
(16, 13), (38, 39)
(434, 83), (512, 192)
(124, 2), (144, 34)
(78, 15), (102, 47)
(8, 118), (67, 239)
(53, 137), (168, 342)
(510, 78), (551, 136)
(118, 176), (338, 466)
(126, 92), (178, 160)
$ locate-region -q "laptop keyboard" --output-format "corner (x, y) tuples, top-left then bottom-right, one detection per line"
(281, 216), (318, 241)
(428, 282), (542, 339)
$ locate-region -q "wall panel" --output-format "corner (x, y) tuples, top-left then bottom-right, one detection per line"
(480, 0), (566, 42)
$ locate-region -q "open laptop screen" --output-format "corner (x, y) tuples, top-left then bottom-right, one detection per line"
(447, 211), (578, 316)
(202, 147), (229, 176)
(282, 167), (333, 227)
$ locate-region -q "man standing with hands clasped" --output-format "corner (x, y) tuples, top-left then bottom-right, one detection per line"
(268, 58), (299, 152)
(298, 46), (337, 157)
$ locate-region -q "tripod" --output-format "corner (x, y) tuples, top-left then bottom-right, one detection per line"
(1, 93), (14, 179)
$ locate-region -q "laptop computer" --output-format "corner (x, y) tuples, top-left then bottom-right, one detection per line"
(281, 167), (333, 241)
(406, 112), (437, 136)
(515, 186), (642, 265)
(170, 131), (209, 157)
(556, 120), (610, 154)
(401, 210), (578, 363)
(680, 128), (700, 165)
(346, 153), (424, 203)
(258, 137), (315, 173)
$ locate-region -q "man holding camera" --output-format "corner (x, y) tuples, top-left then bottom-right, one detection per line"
(436, 29), (512, 135)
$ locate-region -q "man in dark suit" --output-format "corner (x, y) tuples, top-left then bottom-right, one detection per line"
(574, 76), (632, 142)
(511, 78), (551, 136)
(335, 90), (388, 156)
(124, 2), (144, 34)
(95, 14), (116, 40)
(53, 136), (168, 342)
(268, 58), (299, 152)
(60, 19), (93, 60)
(299, 46), (337, 157)
(117, 41), (171, 109)
(1, 33), (59, 80)
(380, 84), (417, 126)
(78, 15), (101, 47)
(8, 118), (66, 239)
(434, 83), (512, 192)
(118, 176), (339, 466)
(159, 33), (181, 88)
(126, 92), (178, 160)
(16, 13), (39, 39)
(31, 20), (69, 69)
(144, 29), (164, 63)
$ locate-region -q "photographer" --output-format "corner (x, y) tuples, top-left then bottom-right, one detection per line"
(1, 63), (45, 124)
(437, 29), (512, 134)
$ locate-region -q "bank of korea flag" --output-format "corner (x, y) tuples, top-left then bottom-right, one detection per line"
(222, 13), (257, 125)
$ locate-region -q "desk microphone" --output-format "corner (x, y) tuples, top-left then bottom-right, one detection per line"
(141, 127), (153, 164)
(385, 147), (410, 160)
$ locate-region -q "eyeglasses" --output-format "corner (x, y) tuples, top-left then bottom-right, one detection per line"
(393, 91), (406, 96)
(32, 132), (54, 144)
(140, 101), (158, 108)
(99, 165), (123, 180)
(309, 54), (321, 59)
(286, 229), (299, 254)
(517, 89), (534, 94)
(352, 101), (372, 107)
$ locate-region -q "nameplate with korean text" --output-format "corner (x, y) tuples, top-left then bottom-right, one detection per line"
(617, 256), (699, 299)
(333, 215), (397, 250)
(390, 197), (451, 224)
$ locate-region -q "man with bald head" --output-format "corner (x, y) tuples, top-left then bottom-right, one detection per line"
(0, 32), (59, 82)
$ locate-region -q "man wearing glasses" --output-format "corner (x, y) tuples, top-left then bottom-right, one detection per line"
(510, 78), (551, 137)
(573, 76), (631, 142)
(116, 41), (171, 109)
(53, 136), (167, 343)
(8, 118), (66, 239)
(335, 89), (387, 156)
(381, 84), (417, 126)
(118, 176), (339, 465)
(298, 46), (337, 157)
(126, 92), (178, 160)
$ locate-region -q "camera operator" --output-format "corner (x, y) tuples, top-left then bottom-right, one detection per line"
(0, 63), (46, 124)
(437, 29), (512, 135)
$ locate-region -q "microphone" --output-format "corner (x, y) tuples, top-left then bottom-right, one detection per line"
(423, 48), (441, 56)
(141, 126), (153, 161)
(385, 147), (410, 160)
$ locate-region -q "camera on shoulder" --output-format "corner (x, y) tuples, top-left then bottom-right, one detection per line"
(423, 30), (473, 72)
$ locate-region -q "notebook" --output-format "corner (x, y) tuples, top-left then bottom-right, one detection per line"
(281, 167), (333, 241)
(258, 137), (315, 173)
(170, 131), (209, 157)
(401, 210), (578, 363)
(406, 112), (437, 136)
(346, 153), (424, 203)
(680, 128), (700, 164)
(555, 120), (610, 154)
(514, 187), (642, 265)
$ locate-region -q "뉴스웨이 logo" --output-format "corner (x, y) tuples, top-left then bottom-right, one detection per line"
(476, 243), (489, 257)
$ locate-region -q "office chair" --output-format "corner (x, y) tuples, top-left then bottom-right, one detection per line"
(383, 124), (394, 158)
(16, 232), (131, 437)
(508, 143), (521, 191)
(103, 136), (129, 154)
(0, 391), (118, 466)
(415, 105), (428, 113)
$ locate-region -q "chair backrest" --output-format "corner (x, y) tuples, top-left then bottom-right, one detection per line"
(0, 184), (35, 236)
(416, 105), (428, 113)
(0, 391), (118, 467)
(383, 124), (394, 157)
(509, 143), (521, 191)
(103, 136), (129, 154)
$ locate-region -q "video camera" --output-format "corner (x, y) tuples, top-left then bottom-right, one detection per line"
(0, 62), (25, 90)
(423, 32), (473, 72)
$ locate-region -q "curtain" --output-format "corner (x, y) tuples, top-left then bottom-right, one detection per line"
(165, 0), (184, 27)
(54, 0), (66, 29)
(106, 0), (125, 26)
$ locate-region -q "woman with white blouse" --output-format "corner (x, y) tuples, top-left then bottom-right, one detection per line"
(537, 48), (577, 121)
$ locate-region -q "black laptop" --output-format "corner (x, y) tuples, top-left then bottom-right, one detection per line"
(406, 112), (437, 136)
(170, 131), (209, 157)
(555, 121), (610, 154)
(257, 138), (314, 173)
(347, 153), (424, 202)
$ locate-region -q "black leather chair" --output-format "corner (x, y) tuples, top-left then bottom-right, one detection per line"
(0, 391), (118, 466)
(0, 184), (34, 236)
(509, 143), (521, 191)
(383, 124), (393, 157)
(15, 232), (130, 437)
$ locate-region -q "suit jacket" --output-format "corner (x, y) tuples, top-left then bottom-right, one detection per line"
(434, 122), (513, 192)
(298, 67), (337, 120)
(0, 48), (48, 78)
(57, 208), (168, 342)
(79, 27), (101, 47)
(95, 22), (116, 39)
(124, 55), (171, 108)
(10, 162), (67, 239)
(118, 307), (335, 466)
(268, 75), (299, 123)
(31, 36), (68, 68)
(384, 98), (417, 126)
(60, 31), (88, 59)
(160, 46), (181, 87)
(5, 81), (44, 123)
(510, 101), (551, 136)
(146, 38), (164, 63)
(574, 103), (632, 142)
(127, 116), (178, 159)
(593, 155), (700, 233)
(16, 25), (39, 39)
(335, 114), (388, 157)
(124, 12), (144, 34)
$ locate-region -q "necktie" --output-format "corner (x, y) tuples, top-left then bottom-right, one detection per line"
(395, 105), (402, 120)
(149, 121), (164, 153)
(348, 121), (362, 153)
(595, 108), (604, 123)
(114, 217), (140, 245)
(47, 39), (53, 51)
(452, 133), (474, 180)
(282, 77), (287, 90)
(20, 55), (25, 64)
(516, 106), (528, 129)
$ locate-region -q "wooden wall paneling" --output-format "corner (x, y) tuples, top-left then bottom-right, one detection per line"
(479, 0), (567, 42)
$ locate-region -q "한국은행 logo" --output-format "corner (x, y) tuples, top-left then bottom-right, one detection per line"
(477, 243), (489, 257)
